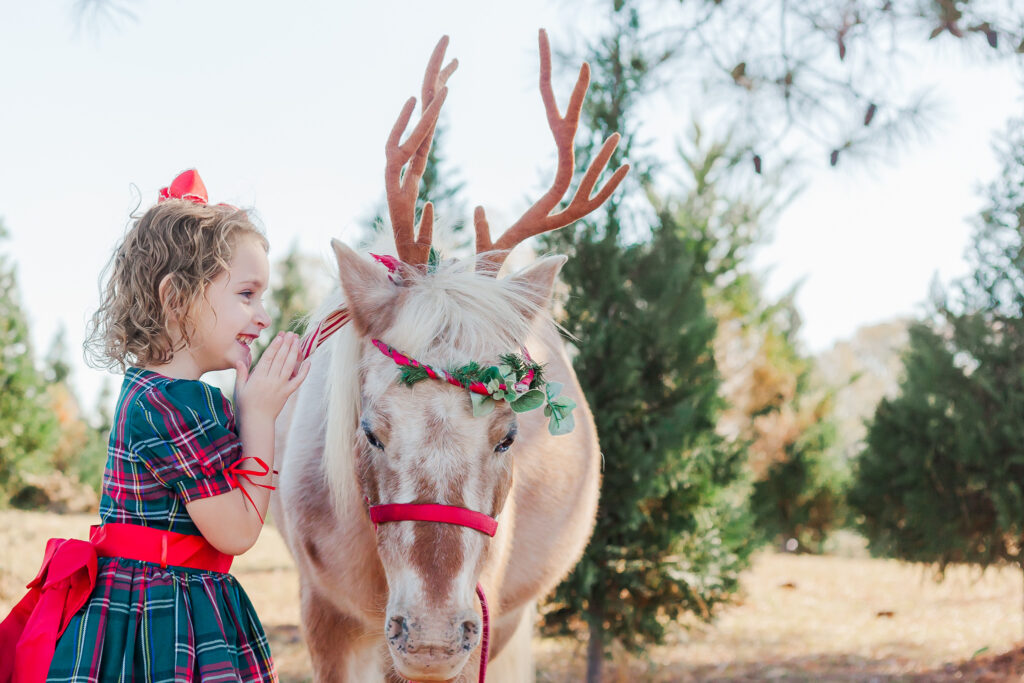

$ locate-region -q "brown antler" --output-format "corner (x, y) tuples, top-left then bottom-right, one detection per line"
(385, 36), (458, 266)
(474, 29), (630, 273)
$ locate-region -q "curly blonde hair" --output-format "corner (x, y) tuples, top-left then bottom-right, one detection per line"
(85, 199), (269, 372)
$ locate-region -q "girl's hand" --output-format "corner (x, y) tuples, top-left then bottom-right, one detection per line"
(234, 331), (310, 421)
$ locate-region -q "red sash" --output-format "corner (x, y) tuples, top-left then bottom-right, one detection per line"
(0, 524), (232, 683)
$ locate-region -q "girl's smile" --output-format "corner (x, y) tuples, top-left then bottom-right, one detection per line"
(153, 235), (272, 380)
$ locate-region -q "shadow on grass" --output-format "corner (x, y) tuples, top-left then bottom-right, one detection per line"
(267, 624), (1023, 683)
(536, 646), (1024, 682)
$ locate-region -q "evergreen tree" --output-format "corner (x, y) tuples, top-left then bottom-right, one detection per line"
(72, 380), (114, 496)
(749, 397), (846, 553)
(45, 323), (71, 385)
(268, 241), (316, 337)
(94, 379), (114, 435)
(0, 219), (59, 504)
(251, 240), (320, 364)
(538, 10), (754, 680)
(850, 118), (1024, 574)
(658, 132), (846, 552)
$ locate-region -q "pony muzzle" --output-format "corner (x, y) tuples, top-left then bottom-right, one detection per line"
(385, 607), (481, 680)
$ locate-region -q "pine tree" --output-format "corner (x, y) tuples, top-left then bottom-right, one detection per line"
(0, 219), (59, 504)
(538, 10), (754, 680)
(850, 118), (1024, 575)
(44, 323), (71, 385)
(251, 240), (321, 364)
(597, 1), (1023, 169)
(660, 132), (846, 553)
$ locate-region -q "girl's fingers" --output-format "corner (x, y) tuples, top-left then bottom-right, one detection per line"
(269, 333), (298, 378)
(255, 332), (285, 374)
(288, 359), (311, 390)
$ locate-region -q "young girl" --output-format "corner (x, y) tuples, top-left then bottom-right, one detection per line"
(0, 169), (309, 682)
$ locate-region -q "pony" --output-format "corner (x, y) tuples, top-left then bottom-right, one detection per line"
(271, 30), (628, 682)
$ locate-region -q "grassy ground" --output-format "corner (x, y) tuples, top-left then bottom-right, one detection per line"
(1, 510), (1020, 682)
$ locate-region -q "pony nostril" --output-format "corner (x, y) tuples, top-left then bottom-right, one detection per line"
(460, 618), (481, 652)
(387, 616), (409, 648)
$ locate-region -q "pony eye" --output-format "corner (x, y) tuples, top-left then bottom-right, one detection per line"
(362, 420), (385, 450)
(494, 430), (516, 453)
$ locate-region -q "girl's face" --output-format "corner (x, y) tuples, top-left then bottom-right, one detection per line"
(187, 236), (271, 374)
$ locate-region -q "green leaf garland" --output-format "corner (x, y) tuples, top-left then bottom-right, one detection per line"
(393, 351), (572, 434)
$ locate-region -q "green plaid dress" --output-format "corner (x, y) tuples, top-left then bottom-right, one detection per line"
(47, 368), (277, 682)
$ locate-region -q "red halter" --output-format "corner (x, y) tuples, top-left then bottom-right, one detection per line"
(369, 503), (498, 536)
(367, 501), (495, 683)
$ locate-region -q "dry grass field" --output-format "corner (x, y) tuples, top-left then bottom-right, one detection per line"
(1, 510), (1021, 682)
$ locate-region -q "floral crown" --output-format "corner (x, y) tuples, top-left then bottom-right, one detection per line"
(371, 340), (576, 436)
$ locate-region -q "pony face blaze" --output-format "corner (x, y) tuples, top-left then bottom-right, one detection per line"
(354, 367), (516, 678)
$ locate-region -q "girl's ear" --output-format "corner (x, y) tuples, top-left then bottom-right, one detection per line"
(331, 239), (400, 338)
(158, 273), (182, 322)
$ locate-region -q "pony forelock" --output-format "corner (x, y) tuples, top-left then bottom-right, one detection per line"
(318, 248), (557, 517)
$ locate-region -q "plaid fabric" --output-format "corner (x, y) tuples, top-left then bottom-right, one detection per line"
(99, 368), (243, 535)
(47, 368), (277, 681)
(47, 557), (276, 682)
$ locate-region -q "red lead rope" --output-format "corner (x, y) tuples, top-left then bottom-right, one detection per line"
(475, 583), (490, 681)
(368, 501), (496, 683)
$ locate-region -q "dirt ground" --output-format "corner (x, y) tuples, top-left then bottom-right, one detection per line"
(1, 510), (1021, 682)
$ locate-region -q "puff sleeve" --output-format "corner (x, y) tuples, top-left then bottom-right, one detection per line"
(130, 379), (243, 503)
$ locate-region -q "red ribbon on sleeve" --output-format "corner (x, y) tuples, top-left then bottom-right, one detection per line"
(225, 456), (278, 524)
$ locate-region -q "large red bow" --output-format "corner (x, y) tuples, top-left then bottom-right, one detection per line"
(0, 538), (97, 683)
(158, 169), (208, 205)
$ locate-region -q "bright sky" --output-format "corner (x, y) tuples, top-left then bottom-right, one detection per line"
(1, 1), (1022, 415)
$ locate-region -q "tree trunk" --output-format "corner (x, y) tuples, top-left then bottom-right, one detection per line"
(585, 601), (605, 683)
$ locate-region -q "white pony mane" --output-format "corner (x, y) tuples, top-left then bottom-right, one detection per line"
(317, 249), (555, 516)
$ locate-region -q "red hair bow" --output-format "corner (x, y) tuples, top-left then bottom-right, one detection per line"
(158, 169), (209, 204)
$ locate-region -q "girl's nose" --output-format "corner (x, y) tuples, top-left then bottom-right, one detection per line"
(255, 304), (271, 329)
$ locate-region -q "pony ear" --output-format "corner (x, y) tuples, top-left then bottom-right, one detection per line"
(331, 239), (400, 338)
(504, 254), (567, 320)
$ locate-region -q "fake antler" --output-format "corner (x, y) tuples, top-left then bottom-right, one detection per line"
(385, 36), (458, 267)
(474, 29), (630, 273)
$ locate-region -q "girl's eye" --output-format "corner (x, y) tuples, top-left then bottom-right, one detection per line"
(495, 431), (516, 453)
(240, 290), (253, 299)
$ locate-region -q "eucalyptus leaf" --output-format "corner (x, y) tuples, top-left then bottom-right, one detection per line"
(552, 396), (576, 412)
(471, 393), (495, 417)
(546, 381), (564, 401)
(510, 389), (545, 413)
(548, 411), (575, 436)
